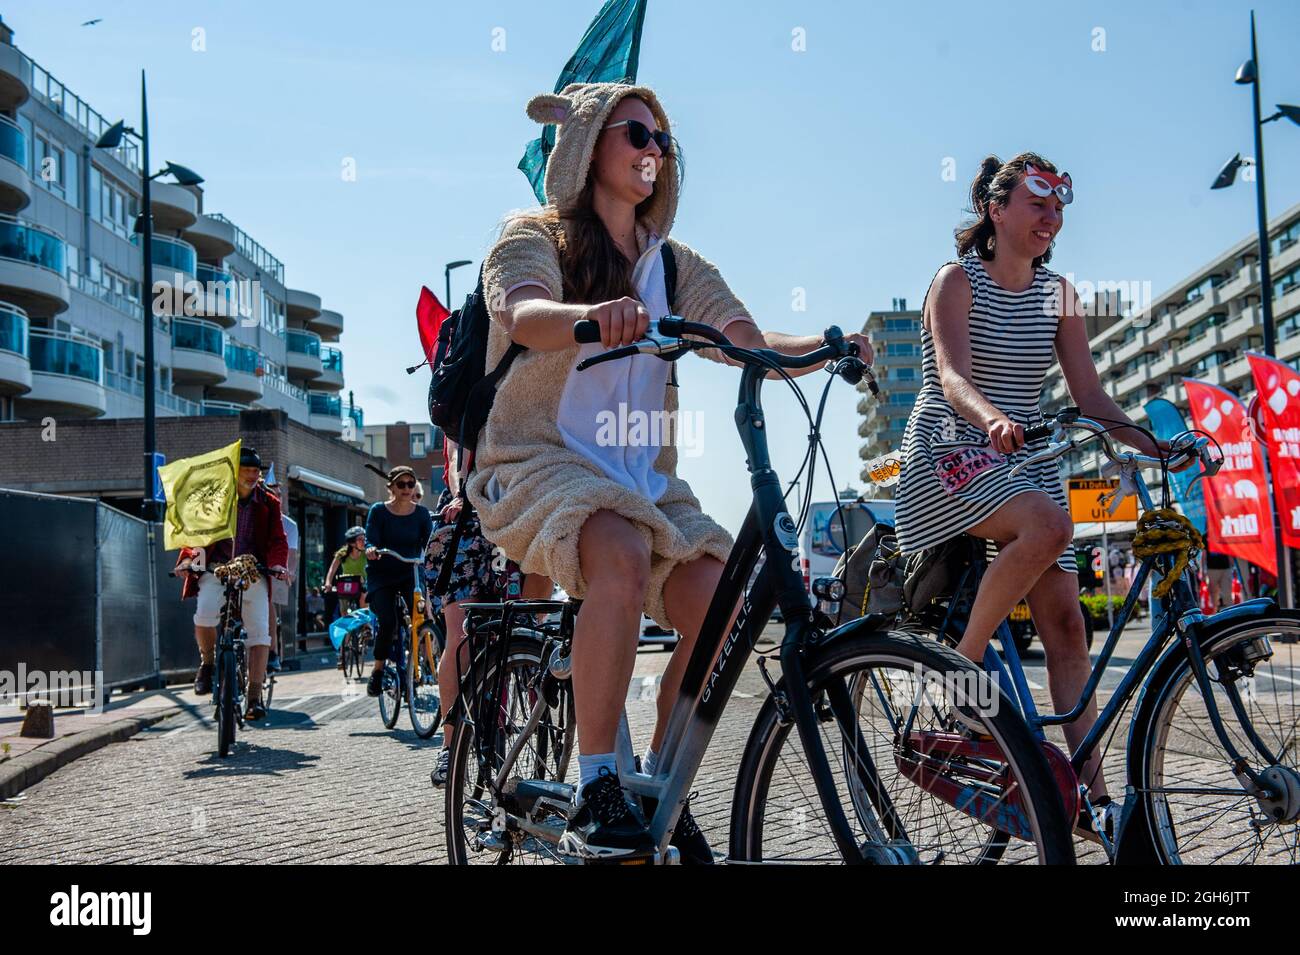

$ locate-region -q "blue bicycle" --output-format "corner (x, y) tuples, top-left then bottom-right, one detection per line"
(908, 409), (1300, 864)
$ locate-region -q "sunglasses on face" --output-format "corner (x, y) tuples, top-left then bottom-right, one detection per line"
(602, 119), (672, 155)
(393, 481), (416, 490)
(1023, 163), (1073, 204)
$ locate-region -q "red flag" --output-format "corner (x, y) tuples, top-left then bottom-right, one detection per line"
(1246, 351), (1300, 548)
(1183, 378), (1277, 575)
(416, 286), (451, 366)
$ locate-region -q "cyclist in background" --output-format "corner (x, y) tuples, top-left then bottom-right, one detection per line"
(176, 447), (288, 721)
(364, 467), (433, 697)
(327, 525), (369, 669)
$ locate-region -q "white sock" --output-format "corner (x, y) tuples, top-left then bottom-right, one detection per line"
(578, 752), (617, 790)
(642, 747), (659, 776)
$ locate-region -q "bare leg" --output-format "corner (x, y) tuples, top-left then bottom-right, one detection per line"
(438, 601), (466, 741)
(955, 491), (1074, 662)
(572, 511), (650, 755)
(653, 556), (732, 752)
(1026, 566), (1107, 801)
(248, 645), (268, 702)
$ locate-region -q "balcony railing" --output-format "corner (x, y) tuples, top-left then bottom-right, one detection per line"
(207, 213), (284, 283)
(26, 53), (141, 171)
(309, 392), (341, 416)
(0, 302), (28, 356)
(0, 114), (26, 170)
(148, 235), (197, 276)
(264, 373), (307, 404)
(202, 400), (247, 417)
(0, 214), (65, 275)
(346, 405), (364, 430)
(321, 346), (343, 373)
(196, 263), (235, 312)
(172, 318), (224, 355)
(286, 328), (321, 357)
(29, 328), (102, 382)
(224, 340), (259, 374)
(102, 369), (201, 414)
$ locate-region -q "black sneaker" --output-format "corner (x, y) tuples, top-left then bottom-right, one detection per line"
(366, 669), (384, 697)
(642, 793), (714, 865)
(558, 768), (655, 861)
(194, 662), (214, 696)
(634, 757), (714, 864)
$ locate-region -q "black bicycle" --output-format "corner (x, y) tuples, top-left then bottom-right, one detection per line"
(441, 317), (1076, 864)
(209, 555), (276, 758)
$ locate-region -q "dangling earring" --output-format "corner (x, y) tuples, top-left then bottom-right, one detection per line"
(988, 233), (996, 252)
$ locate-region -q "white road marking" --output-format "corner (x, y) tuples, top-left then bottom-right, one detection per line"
(310, 696), (366, 722)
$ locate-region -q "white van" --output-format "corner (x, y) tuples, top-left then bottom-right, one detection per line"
(798, 499), (896, 594)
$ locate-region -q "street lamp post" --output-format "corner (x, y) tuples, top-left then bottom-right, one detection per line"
(96, 71), (203, 523)
(1210, 10), (1300, 606)
(445, 259), (472, 312)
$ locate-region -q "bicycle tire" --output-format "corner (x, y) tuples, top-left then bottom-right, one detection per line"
(379, 658), (401, 729)
(445, 634), (576, 865)
(216, 648), (237, 758)
(353, 629), (370, 681)
(408, 622), (442, 739)
(729, 628), (1076, 865)
(1129, 609), (1300, 865)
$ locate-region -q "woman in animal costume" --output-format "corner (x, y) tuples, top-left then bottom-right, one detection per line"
(468, 82), (871, 860)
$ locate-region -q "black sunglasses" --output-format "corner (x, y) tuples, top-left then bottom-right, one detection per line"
(603, 119), (671, 155)
(393, 480), (416, 490)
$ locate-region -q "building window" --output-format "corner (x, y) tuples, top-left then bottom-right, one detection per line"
(34, 132), (65, 196)
(885, 318), (919, 332)
(410, 431), (426, 458)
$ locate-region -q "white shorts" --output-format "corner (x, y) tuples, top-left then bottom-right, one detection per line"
(194, 572), (271, 647)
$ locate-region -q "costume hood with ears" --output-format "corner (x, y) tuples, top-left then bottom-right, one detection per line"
(526, 82), (678, 237)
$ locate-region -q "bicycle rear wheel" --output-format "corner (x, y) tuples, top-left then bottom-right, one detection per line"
(1131, 610), (1300, 864)
(730, 628), (1075, 865)
(408, 621), (442, 739)
(216, 647), (237, 758)
(445, 634), (576, 865)
(379, 657), (402, 729)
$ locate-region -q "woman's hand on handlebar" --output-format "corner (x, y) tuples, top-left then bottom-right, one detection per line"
(987, 415), (1026, 454)
(583, 297), (649, 348)
(840, 331), (874, 365)
(365, 546), (378, 560)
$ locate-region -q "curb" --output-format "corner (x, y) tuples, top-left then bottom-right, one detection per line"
(0, 708), (181, 800)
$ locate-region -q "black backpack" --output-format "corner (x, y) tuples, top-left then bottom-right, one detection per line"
(427, 244), (678, 452)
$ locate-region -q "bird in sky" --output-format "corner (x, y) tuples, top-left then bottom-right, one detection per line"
(81, 19), (103, 27)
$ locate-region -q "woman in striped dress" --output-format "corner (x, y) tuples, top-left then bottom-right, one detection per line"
(895, 153), (1172, 826)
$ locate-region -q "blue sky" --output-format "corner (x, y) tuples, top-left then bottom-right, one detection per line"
(9, 0), (1300, 533)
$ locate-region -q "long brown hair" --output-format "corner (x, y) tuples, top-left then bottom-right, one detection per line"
(955, 152), (1058, 268)
(526, 100), (684, 305)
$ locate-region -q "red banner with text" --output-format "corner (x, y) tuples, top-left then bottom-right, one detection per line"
(1182, 378), (1276, 575)
(1246, 352), (1300, 548)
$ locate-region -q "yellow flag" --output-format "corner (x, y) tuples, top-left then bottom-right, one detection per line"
(158, 439), (242, 550)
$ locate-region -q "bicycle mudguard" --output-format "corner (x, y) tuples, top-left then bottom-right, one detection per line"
(814, 612), (894, 647)
(896, 732), (1079, 841)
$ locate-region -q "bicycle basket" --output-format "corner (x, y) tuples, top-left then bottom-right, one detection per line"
(213, 554), (260, 588)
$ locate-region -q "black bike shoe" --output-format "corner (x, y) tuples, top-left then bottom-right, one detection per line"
(366, 669), (384, 697)
(245, 699), (267, 722)
(194, 662), (214, 696)
(558, 769), (655, 861)
(642, 793), (714, 865)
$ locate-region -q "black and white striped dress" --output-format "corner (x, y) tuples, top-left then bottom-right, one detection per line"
(894, 253), (1073, 573)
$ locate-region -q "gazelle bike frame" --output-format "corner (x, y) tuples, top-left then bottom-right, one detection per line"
(571, 315), (878, 862)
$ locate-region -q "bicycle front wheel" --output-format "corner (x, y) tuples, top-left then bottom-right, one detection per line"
(216, 648), (237, 758)
(1132, 609), (1300, 865)
(445, 635), (576, 865)
(408, 621), (442, 739)
(730, 628), (1075, 865)
(379, 658), (402, 730)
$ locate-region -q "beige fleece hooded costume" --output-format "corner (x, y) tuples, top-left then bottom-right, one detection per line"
(467, 82), (756, 628)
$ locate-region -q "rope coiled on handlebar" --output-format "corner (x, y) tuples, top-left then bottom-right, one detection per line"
(1132, 508), (1204, 599)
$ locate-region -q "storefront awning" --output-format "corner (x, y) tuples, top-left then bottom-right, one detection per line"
(287, 465), (366, 501)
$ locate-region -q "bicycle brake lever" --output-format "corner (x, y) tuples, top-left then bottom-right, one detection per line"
(1008, 439), (1071, 477)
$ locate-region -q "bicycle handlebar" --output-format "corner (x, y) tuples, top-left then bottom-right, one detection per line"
(369, 547), (423, 565)
(571, 316), (877, 392)
(1009, 408), (1217, 479)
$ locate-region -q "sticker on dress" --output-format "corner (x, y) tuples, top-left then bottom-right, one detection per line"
(773, 512), (800, 551)
(866, 450), (905, 487)
(934, 446), (1006, 494)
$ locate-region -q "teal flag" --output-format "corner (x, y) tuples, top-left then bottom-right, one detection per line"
(518, 0), (648, 203)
